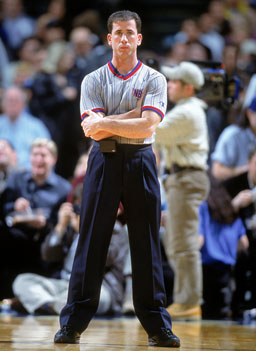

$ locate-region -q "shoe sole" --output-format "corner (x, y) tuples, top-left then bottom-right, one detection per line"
(148, 339), (180, 347)
(54, 336), (80, 344)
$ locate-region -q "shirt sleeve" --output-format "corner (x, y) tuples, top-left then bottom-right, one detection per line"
(211, 126), (240, 166)
(141, 73), (167, 121)
(236, 217), (246, 238)
(80, 73), (106, 121)
(155, 105), (193, 146)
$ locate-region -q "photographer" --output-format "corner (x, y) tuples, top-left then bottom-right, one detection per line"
(155, 61), (209, 320)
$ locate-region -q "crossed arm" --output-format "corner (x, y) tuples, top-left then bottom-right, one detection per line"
(81, 92), (161, 140)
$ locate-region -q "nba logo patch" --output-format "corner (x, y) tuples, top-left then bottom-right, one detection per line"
(132, 88), (142, 99)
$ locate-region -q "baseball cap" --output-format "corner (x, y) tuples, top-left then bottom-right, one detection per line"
(248, 96), (256, 113)
(161, 61), (205, 89)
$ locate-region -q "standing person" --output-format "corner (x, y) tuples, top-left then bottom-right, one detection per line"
(155, 62), (209, 320)
(54, 10), (180, 348)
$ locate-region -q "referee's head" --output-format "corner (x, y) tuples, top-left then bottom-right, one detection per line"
(107, 10), (142, 34)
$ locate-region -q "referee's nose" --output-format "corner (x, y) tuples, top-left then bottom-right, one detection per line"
(121, 33), (128, 42)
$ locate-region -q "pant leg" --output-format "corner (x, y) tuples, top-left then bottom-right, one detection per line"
(122, 145), (173, 336)
(59, 144), (122, 333)
(164, 169), (209, 306)
(13, 273), (68, 314)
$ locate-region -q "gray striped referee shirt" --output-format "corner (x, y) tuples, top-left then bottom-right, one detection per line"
(80, 60), (167, 144)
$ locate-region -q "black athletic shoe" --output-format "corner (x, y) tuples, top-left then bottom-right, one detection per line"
(54, 325), (81, 344)
(148, 328), (180, 348)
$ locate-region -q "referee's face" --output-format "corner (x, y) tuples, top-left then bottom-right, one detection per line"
(107, 20), (142, 57)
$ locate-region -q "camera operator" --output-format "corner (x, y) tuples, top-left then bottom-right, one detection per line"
(155, 61), (209, 321)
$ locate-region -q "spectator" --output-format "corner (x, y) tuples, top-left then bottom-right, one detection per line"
(36, 0), (67, 44)
(6, 36), (44, 87)
(0, 0), (36, 61)
(0, 86), (51, 169)
(162, 42), (187, 67)
(0, 138), (71, 299)
(199, 174), (248, 319)
(223, 145), (256, 317)
(27, 41), (79, 168)
(7, 182), (128, 317)
(155, 61), (209, 321)
(0, 138), (18, 225)
(211, 96), (256, 180)
(206, 44), (246, 162)
(66, 150), (90, 203)
(0, 37), (10, 92)
(0, 138), (17, 196)
(186, 41), (212, 62)
(207, 0), (232, 38)
(69, 26), (94, 81)
(197, 12), (225, 62)
(173, 19), (200, 46)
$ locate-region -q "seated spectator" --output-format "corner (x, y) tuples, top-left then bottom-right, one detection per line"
(0, 138), (18, 237)
(0, 37), (10, 92)
(0, 86), (51, 169)
(211, 96), (256, 180)
(66, 150), (90, 203)
(5, 180), (128, 316)
(0, 138), (18, 196)
(26, 41), (81, 178)
(69, 26), (94, 80)
(0, 138), (71, 299)
(0, 0), (36, 61)
(199, 174), (248, 319)
(223, 144), (256, 317)
(197, 12), (225, 62)
(6, 36), (44, 87)
(36, 0), (67, 44)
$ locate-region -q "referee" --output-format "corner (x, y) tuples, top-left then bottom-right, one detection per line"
(54, 10), (180, 348)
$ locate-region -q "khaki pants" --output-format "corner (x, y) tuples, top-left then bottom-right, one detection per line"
(164, 169), (209, 306)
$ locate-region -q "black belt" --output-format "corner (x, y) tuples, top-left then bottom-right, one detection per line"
(165, 164), (202, 175)
(96, 140), (151, 153)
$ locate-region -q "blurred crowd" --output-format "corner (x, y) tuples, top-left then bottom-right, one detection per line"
(1, 0), (256, 322)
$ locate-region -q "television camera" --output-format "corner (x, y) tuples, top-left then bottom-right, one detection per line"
(191, 60), (240, 108)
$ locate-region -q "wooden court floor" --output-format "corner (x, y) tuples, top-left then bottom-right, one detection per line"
(0, 313), (256, 351)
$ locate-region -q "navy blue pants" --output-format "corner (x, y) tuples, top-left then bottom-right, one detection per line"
(59, 142), (173, 336)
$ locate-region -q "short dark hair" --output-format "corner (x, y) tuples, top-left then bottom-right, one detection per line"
(207, 172), (238, 224)
(107, 10), (142, 33)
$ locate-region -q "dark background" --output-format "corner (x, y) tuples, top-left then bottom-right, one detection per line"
(22, 0), (211, 53)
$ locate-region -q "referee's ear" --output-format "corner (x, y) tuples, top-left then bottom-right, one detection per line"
(107, 33), (112, 47)
(137, 33), (143, 46)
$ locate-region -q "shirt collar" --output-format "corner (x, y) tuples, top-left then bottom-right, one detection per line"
(25, 170), (58, 187)
(107, 60), (142, 80)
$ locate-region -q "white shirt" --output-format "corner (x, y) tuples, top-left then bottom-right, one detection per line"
(155, 96), (209, 170)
